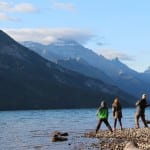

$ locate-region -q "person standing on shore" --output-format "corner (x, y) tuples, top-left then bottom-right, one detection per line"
(112, 97), (123, 130)
(135, 94), (150, 128)
(96, 101), (113, 133)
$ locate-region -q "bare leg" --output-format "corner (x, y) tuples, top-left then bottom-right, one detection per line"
(141, 114), (148, 127)
(135, 113), (140, 128)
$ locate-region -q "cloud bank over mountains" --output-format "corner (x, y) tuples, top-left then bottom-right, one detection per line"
(4, 28), (94, 44)
(4, 27), (134, 66)
(97, 49), (135, 61)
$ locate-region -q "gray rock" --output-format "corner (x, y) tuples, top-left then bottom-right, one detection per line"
(51, 131), (68, 142)
(124, 141), (139, 150)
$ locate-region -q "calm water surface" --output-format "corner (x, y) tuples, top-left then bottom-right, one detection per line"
(0, 108), (150, 150)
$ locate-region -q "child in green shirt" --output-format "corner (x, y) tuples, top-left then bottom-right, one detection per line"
(96, 101), (113, 133)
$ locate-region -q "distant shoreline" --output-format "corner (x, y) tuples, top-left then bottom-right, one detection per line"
(0, 107), (135, 111)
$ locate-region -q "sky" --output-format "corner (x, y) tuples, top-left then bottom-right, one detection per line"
(1, 0), (150, 72)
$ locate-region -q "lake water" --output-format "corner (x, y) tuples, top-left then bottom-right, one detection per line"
(0, 108), (150, 150)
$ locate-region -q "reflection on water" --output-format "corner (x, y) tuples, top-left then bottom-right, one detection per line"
(0, 108), (150, 150)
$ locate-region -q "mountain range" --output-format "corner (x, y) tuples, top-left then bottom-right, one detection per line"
(22, 40), (150, 98)
(0, 30), (136, 110)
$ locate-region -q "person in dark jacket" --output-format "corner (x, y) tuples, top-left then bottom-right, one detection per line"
(135, 94), (150, 128)
(112, 97), (123, 130)
(96, 101), (113, 133)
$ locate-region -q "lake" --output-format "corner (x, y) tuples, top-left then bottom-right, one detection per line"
(0, 108), (150, 150)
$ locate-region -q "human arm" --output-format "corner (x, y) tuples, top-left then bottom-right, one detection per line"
(112, 106), (116, 117)
(146, 103), (150, 107)
(96, 106), (101, 116)
(106, 108), (109, 119)
(135, 100), (140, 106)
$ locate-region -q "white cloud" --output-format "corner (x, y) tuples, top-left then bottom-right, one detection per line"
(0, 1), (38, 13)
(52, 1), (75, 12)
(4, 28), (94, 44)
(13, 3), (38, 13)
(0, 1), (12, 10)
(0, 12), (10, 21)
(97, 49), (134, 61)
(0, 12), (18, 21)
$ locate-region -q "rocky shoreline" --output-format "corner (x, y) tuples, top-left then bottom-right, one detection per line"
(85, 128), (150, 150)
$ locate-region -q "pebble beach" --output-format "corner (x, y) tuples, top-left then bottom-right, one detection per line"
(85, 128), (150, 150)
